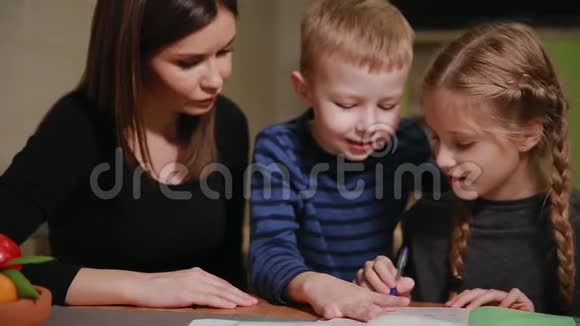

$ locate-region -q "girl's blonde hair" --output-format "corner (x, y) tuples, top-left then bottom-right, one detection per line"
(423, 22), (575, 305)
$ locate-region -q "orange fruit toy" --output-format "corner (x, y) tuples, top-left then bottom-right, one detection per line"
(0, 273), (18, 303)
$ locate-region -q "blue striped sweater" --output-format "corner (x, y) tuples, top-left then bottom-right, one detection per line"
(249, 109), (442, 303)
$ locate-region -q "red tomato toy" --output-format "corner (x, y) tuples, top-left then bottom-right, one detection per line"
(0, 234), (22, 270)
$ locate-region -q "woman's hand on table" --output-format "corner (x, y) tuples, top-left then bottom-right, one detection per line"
(288, 272), (410, 322)
(446, 288), (535, 312)
(353, 255), (415, 297)
(128, 267), (258, 308)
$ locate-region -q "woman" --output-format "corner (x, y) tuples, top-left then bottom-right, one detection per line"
(0, 0), (257, 309)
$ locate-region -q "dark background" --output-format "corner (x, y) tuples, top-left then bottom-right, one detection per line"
(390, 0), (580, 29)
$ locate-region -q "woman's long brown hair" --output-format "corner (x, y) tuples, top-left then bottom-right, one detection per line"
(423, 23), (575, 304)
(77, 0), (238, 181)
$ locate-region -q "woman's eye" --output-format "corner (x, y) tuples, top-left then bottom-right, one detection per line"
(176, 60), (201, 69)
(217, 48), (234, 57)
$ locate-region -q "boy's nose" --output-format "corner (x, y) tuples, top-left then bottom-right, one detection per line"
(355, 109), (377, 137)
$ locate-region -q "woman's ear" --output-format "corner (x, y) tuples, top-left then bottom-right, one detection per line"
(519, 118), (544, 152)
(291, 71), (313, 108)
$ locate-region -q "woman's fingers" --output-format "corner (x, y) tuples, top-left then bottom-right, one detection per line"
(194, 282), (257, 307)
(193, 269), (257, 304)
(195, 268), (233, 287)
(215, 283), (258, 306)
(215, 286), (258, 306)
(189, 291), (237, 309)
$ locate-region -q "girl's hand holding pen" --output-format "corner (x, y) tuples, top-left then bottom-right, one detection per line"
(353, 254), (415, 297)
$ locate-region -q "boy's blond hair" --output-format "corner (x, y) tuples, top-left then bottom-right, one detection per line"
(300, 0), (413, 75)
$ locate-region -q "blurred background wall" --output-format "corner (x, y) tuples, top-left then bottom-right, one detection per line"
(0, 0), (578, 254)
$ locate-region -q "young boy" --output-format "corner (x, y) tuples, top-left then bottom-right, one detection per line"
(249, 0), (444, 321)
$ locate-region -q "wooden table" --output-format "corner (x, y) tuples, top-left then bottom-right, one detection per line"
(47, 300), (446, 326)
(90, 300), (317, 319)
(86, 299), (443, 319)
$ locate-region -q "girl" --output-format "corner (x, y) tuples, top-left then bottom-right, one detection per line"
(0, 0), (257, 309)
(355, 22), (579, 315)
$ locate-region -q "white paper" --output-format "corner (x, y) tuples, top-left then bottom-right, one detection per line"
(188, 308), (469, 326)
(188, 320), (313, 326)
(188, 320), (237, 326)
(237, 322), (313, 326)
(314, 318), (365, 325)
(188, 319), (363, 326)
(369, 307), (469, 326)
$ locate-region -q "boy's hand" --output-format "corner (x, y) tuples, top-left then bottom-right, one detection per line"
(446, 288), (535, 312)
(353, 255), (415, 297)
(288, 272), (410, 322)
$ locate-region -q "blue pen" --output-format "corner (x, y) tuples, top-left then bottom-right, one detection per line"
(389, 246), (409, 296)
